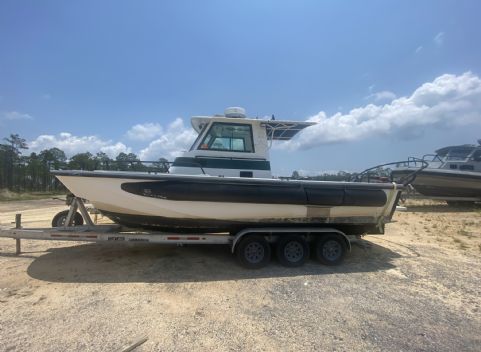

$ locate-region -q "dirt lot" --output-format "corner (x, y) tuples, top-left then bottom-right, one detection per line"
(0, 199), (480, 351)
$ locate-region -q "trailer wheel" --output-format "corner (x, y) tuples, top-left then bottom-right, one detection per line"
(52, 210), (84, 227)
(235, 235), (271, 269)
(276, 235), (309, 267)
(315, 234), (347, 266)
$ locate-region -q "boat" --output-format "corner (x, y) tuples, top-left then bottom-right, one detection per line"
(52, 107), (404, 234)
(391, 141), (481, 203)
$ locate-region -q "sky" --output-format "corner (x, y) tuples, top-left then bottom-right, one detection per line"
(1, 0), (481, 176)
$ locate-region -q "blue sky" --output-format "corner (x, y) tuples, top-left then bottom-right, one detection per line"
(1, 1), (481, 175)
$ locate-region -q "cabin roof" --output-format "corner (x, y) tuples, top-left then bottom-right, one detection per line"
(262, 121), (316, 140)
(191, 116), (315, 141)
(435, 144), (480, 156)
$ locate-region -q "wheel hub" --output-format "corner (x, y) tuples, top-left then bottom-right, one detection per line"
(245, 242), (265, 264)
(284, 241), (304, 262)
(322, 240), (341, 261)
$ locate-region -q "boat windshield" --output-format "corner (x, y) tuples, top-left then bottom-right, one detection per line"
(198, 122), (254, 153)
(445, 147), (474, 161)
(472, 149), (481, 161)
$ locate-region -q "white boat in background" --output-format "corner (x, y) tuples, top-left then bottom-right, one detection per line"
(392, 141), (481, 204)
(52, 107), (403, 234)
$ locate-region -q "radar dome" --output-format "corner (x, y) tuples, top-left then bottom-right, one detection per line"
(224, 107), (246, 118)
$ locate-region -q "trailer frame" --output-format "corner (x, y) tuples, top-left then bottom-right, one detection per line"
(0, 197), (354, 268)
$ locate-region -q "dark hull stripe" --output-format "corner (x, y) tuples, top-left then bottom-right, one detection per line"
(392, 169), (481, 181)
(172, 157), (271, 170)
(120, 180), (388, 207)
(412, 185), (481, 198)
(392, 169), (481, 197)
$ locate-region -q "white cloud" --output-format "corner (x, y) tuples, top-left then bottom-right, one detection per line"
(282, 72), (481, 150)
(26, 118), (196, 161)
(365, 90), (397, 102)
(3, 111), (33, 120)
(100, 142), (131, 158)
(126, 122), (163, 141)
(139, 118), (197, 160)
(29, 133), (131, 158)
(434, 32), (445, 46)
(415, 46), (423, 53)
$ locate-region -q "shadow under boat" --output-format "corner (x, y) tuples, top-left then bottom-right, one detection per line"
(403, 202), (481, 213)
(25, 239), (402, 284)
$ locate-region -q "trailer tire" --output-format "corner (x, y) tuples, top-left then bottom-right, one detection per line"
(276, 235), (309, 267)
(235, 235), (271, 269)
(52, 210), (84, 227)
(315, 234), (347, 266)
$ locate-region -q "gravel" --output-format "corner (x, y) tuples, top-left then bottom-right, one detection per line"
(0, 199), (480, 351)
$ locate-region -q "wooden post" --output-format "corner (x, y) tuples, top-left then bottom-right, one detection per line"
(121, 336), (148, 352)
(15, 213), (21, 255)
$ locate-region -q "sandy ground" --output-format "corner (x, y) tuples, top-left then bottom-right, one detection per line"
(0, 198), (480, 351)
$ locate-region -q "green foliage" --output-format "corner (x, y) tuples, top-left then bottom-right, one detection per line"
(153, 157), (170, 173)
(0, 134), (170, 193)
(290, 170), (354, 181)
(4, 134), (28, 155)
(68, 152), (96, 170)
(115, 152), (141, 171)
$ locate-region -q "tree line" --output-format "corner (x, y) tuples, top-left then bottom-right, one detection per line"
(290, 170), (355, 181)
(0, 134), (169, 193)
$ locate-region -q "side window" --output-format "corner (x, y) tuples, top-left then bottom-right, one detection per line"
(447, 148), (471, 160)
(472, 150), (481, 162)
(198, 123), (254, 152)
(460, 165), (474, 171)
(189, 123), (208, 151)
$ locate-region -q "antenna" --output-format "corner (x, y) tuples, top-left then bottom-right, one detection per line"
(224, 107), (246, 118)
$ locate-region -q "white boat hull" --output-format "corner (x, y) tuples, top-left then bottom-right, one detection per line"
(54, 171), (402, 233)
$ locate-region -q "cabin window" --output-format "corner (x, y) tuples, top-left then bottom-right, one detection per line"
(446, 148), (472, 160)
(460, 165), (474, 171)
(472, 150), (481, 161)
(189, 123), (208, 151)
(449, 164), (458, 169)
(198, 122), (255, 153)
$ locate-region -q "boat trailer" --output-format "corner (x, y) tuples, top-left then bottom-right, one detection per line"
(0, 197), (355, 269)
